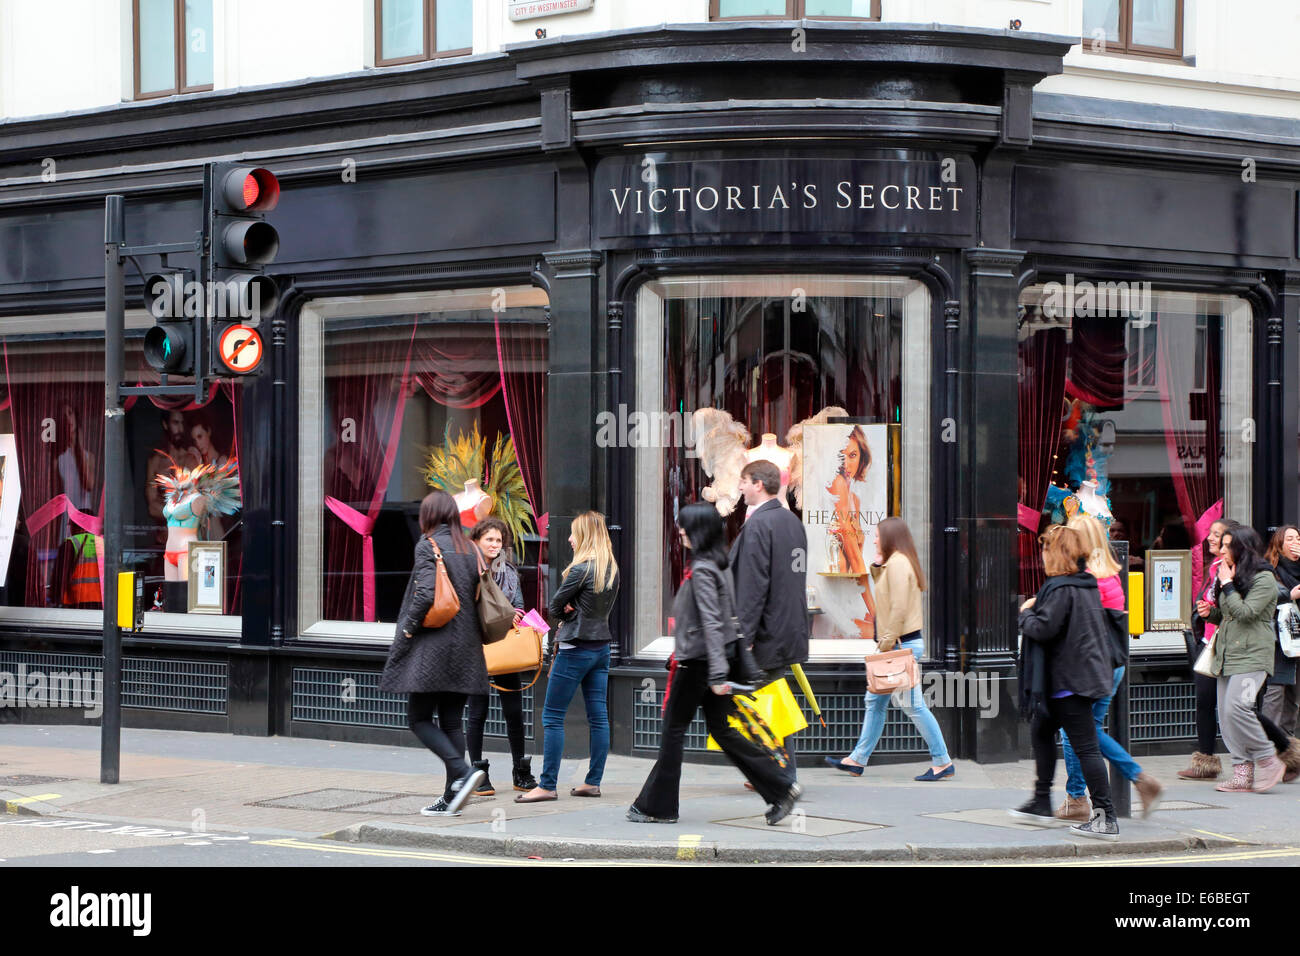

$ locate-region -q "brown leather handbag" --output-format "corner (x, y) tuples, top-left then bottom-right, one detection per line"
(475, 550), (517, 645)
(864, 647), (919, 695)
(419, 535), (461, 631)
(484, 626), (545, 691)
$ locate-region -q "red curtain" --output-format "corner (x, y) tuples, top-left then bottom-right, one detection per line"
(1065, 316), (1128, 411)
(413, 336), (501, 409)
(1158, 318), (1223, 595)
(220, 380), (242, 614)
(1017, 328), (1068, 597)
(4, 341), (106, 608)
(495, 316), (548, 608)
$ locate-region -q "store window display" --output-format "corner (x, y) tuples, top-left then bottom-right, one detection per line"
(298, 288), (549, 636)
(633, 274), (931, 659)
(0, 320), (243, 618)
(1016, 287), (1253, 603)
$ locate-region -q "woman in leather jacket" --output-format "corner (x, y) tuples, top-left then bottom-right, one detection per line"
(516, 511), (619, 803)
(627, 502), (800, 825)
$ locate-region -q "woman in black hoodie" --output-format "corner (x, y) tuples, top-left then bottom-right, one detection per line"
(1011, 525), (1122, 840)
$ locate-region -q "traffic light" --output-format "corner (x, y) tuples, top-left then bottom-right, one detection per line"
(208, 163), (280, 327)
(142, 269), (195, 375)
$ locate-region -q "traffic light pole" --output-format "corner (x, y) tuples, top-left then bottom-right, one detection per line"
(102, 195), (125, 784)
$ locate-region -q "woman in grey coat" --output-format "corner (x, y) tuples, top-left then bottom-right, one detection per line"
(380, 490), (488, 816)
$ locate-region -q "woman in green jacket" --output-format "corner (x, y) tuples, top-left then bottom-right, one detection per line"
(1207, 527), (1283, 793)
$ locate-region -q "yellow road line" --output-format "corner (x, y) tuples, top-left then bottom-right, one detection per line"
(254, 838), (677, 866)
(3, 793), (61, 813)
(1189, 827), (1247, 843)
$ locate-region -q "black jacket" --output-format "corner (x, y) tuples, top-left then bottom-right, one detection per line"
(672, 558), (744, 685)
(728, 499), (809, 671)
(548, 561), (619, 644)
(379, 526), (489, 696)
(1018, 572), (1114, 705)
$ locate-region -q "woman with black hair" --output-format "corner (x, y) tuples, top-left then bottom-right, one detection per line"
(1206, 526), (1285, 793)
(627, 501), (799, 826)
(380, 490), (488, 816)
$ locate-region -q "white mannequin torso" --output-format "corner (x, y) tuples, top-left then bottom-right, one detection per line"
(744, 434), (792, 516)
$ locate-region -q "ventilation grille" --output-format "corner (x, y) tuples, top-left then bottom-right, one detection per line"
(0, 650), (227, 714)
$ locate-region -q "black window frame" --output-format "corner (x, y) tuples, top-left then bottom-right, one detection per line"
(709, 0), (882, 21)
(375, 0), (473, 68)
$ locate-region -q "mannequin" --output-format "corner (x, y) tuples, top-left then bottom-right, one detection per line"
(456, 478), (493, 528)
(744, 433), (793, 516)
(1075, 479), (1114, 525)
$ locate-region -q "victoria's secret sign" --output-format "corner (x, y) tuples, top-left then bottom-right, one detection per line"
(594, 155), (976, 241)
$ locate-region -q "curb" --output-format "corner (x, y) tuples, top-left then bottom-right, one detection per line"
(2, 799), (45, 817)
(322, 821), (1249, 863)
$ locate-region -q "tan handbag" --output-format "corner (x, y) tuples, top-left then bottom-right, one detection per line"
(419, 535), (461, 631)
(484, 626), (545, 691)
(864, 647), (920, 695)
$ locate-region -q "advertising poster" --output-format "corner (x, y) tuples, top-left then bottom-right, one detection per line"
(801, 422), (889, 641)
(0, 435), (21, 588)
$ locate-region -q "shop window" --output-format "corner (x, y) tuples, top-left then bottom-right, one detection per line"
(134, 0), (213, 99)
(1081, 0), (1183, 60)
(0, 313), (243, 630)
(1015, 286), (1251, 610)
(375, 0), (472, 67)
(298, 288), (549, 641)
(710, 0), (881, 19)
(632, 275), (930, 661)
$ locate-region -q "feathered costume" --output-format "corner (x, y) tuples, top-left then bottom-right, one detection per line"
(155, 459), (242, 531)
(690, 406), (850, 516)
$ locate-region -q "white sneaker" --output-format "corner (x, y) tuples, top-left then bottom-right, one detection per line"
(420, 797), (459, 817)
(445, 768), (486, 814)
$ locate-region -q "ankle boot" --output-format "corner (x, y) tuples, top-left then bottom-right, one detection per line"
(472, 759), (494, 796)
(1279, 737), (1300, 783)
(513, 756), (538, 792)
(1176, 751), (1222, 780)
(1215, 761), (1253, 792)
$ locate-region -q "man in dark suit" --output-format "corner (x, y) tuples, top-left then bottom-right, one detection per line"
(729, 459), (810, 772)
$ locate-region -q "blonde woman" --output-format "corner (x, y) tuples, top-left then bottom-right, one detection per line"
(516, 512), (620, 803)
(1054, 515), (1163, 821)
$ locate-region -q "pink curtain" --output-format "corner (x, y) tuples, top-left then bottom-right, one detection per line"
(1017, 328), (1068, 597)
(4, 341), (106, 608)
(220, 381), (242, 614)
(412, 337), (501, 409)
(1157, 319), (1223, 595)
(495, 316), (549, 608)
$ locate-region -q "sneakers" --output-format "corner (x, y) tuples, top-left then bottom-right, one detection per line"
(1133, 773), (1163, 818)
(1070, 808), (1120, 841)
(1053, 794), (1092, 823)
(513, 757), (539, 792)
(472, 759), (495, 796)
(1215, 762), (1254, 792)
(420, 797), (459, 817)
(1253, 755), (1287, 793)
(1177, 751), (1222, 780)
(441, 767), (486, 815)
(626, 806), (677, 824)
(1008, 796), (1065, 826)
(765, 782), (803, 826)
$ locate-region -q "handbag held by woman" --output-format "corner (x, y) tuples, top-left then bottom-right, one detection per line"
(475, 551), (516, 645)
(484, 625), (545, 690)
(865, 647), (920, 695)
(420, 536), (461, 631)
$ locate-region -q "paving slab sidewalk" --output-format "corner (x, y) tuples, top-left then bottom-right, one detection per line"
(0, 725), (1296, 862)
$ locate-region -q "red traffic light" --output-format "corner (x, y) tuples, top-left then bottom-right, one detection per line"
(219, 166), (279, 213)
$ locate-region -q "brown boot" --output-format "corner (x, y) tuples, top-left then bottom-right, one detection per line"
(1053, 793), (1092, 823)
(1176, 752), (1222, 780)
(1279, 738), (1300, 783)
(1134, 773), (1163, 818)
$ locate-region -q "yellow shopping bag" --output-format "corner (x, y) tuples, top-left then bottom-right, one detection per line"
(707, 677), (808, 750)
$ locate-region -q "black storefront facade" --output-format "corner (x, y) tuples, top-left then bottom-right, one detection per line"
(0, 23), (1296, 765)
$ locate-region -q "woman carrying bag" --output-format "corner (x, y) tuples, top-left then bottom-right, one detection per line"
(1178, 519), (1234, 780)
(516, 511), (619, 804)
(1010, 525), (1119, 839)
(379, 491), (488, 817)
(464, 517), (537, 796)
(1263, 525), (1300, 736)
(1206, 527), (1285, 793)
(824, 517), (953, 781)
(627, 502), (800, 826)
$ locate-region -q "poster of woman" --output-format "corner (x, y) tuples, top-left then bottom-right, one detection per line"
(801, 422), (889, 641)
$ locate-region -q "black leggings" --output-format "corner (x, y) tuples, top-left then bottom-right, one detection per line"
(1255, 679), (1291, 752)
(1031, 694), (1113, 817)
(407, 692), (469, 798)
(465, 671), (527, 766)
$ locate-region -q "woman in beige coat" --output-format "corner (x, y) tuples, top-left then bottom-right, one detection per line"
(825, 518), (954, 781)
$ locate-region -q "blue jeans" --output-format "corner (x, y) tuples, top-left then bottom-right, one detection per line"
(1060, 666), (1143, 797)
(849, 638), (951, 765)
(539, 643), (610, 791)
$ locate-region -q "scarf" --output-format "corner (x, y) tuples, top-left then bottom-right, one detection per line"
(1276, 556), (1300, 594)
